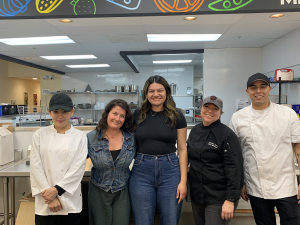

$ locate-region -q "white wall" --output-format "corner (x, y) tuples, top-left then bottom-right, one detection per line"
(262, 29), (300, 104)
(203, 48), (262, 125)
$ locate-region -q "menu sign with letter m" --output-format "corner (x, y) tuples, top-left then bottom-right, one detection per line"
(281, 0), (300, 4)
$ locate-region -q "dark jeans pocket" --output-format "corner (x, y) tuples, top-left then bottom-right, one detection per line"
(133, 158), (142, 166)
(169, 156), (180, 166)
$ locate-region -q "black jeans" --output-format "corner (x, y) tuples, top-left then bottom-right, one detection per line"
(249, 195), (300, 225)
(191, 200), (239, 225)
(35, 213), (80, 225)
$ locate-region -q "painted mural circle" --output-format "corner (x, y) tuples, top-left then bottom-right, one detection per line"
(154, 0), (205, 13)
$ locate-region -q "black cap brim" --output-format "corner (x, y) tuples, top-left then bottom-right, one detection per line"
(49, 105), (73, 112)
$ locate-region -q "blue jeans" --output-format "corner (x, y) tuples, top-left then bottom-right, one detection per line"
(129, 153), (182, 225)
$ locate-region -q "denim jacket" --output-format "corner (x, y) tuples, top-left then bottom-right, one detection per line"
(87, 128), (136, 192)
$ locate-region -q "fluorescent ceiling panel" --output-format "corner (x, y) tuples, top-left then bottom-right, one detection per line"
(153, 60), (192, 64)
(147, 34), (221, 42)
(41, 55), (97, 60)
(66, 64), (110, 68)
(0, 36), (74, 45)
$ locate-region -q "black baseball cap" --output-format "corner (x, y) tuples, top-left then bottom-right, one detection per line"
(247, 73), (270, 88)
(49, 93), (73, 112)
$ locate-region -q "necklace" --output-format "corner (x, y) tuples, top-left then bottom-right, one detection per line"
(151, 110), (157, 116)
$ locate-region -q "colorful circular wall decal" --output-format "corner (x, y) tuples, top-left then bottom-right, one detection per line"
(154, 0), (204, 13)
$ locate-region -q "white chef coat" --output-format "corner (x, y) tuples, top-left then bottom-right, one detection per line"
(230, 102), (300, 199)
(30, 125), (87, 215)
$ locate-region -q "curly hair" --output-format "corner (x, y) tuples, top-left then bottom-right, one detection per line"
(96, 99), (135, 133)
(138, 75), (180, 127)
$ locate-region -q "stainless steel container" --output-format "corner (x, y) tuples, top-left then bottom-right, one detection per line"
(130, 84), (138, 92)
(124, 85), (130, 92)
(115, 86), (124, 92)
(170, 83), (177, 95)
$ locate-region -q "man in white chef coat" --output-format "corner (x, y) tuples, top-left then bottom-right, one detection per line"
(229, 73), (300, 225)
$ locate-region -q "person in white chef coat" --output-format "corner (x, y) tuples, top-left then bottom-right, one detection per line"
(30, 93), (88, 225)
(230, 73), (300, 225)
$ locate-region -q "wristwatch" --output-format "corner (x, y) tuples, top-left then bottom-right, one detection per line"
(227, 199), (235, 203)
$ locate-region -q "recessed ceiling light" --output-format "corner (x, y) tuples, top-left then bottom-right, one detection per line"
(51, 66), (56, 68)
(184, 16), (197, 21)
(153, 60), (192, 64)
(0, 36), (74, 46)
(271, 14), (284, 18)
(24, 57), (31, 59)
(60, 19), (73, 23)
(66, 64), (110, 68)
(41, 55), (97, 60)
(147, 34), (221, 42)
(32, 78), (37, 80)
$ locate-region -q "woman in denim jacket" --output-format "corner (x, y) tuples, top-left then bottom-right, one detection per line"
(87, 99), (136, 225)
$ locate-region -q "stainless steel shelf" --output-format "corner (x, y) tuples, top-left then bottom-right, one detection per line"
(75, 109), (103, 111)
(46, 91), (139, 95)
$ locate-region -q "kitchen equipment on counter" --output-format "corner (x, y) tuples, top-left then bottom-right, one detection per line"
(130, 84), (138, 92)
(71, 117), (79, 126)
(8, 105), (18, 115)
(124, 85), (130, 92)
(77, 103), (91, 109)
(274, 69), (294, 81)
(80, 118), (84, 125)
(85, 84), (93, 92)
(2, 105), (9, 115)
(0, 127), (14, 165)
(170, 83), (178, 95)
(115, 86), (124, 92)
(66, 88), (75, 92)
(14, 149), (23, 162)
(85, 118), (93, 124)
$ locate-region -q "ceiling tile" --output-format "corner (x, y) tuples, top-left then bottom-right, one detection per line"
(57, 25), (145, 36)
(0, 27), (64, 38)
(143, 24), (231, 34)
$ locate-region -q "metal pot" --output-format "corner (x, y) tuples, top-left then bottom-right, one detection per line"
(124, 85), (130, 92)
(77, 103), (91, 109)
(115, 86), (124, 92)
(130, 84), (138, 92)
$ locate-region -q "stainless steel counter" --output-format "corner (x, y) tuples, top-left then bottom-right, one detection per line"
(0, 158), (93, 225)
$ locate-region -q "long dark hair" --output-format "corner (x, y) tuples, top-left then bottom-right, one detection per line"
(96, 99), (135, 133)
(138, 75), (180, 127)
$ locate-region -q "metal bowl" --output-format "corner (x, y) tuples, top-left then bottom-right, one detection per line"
(77, 103), (91, 109)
